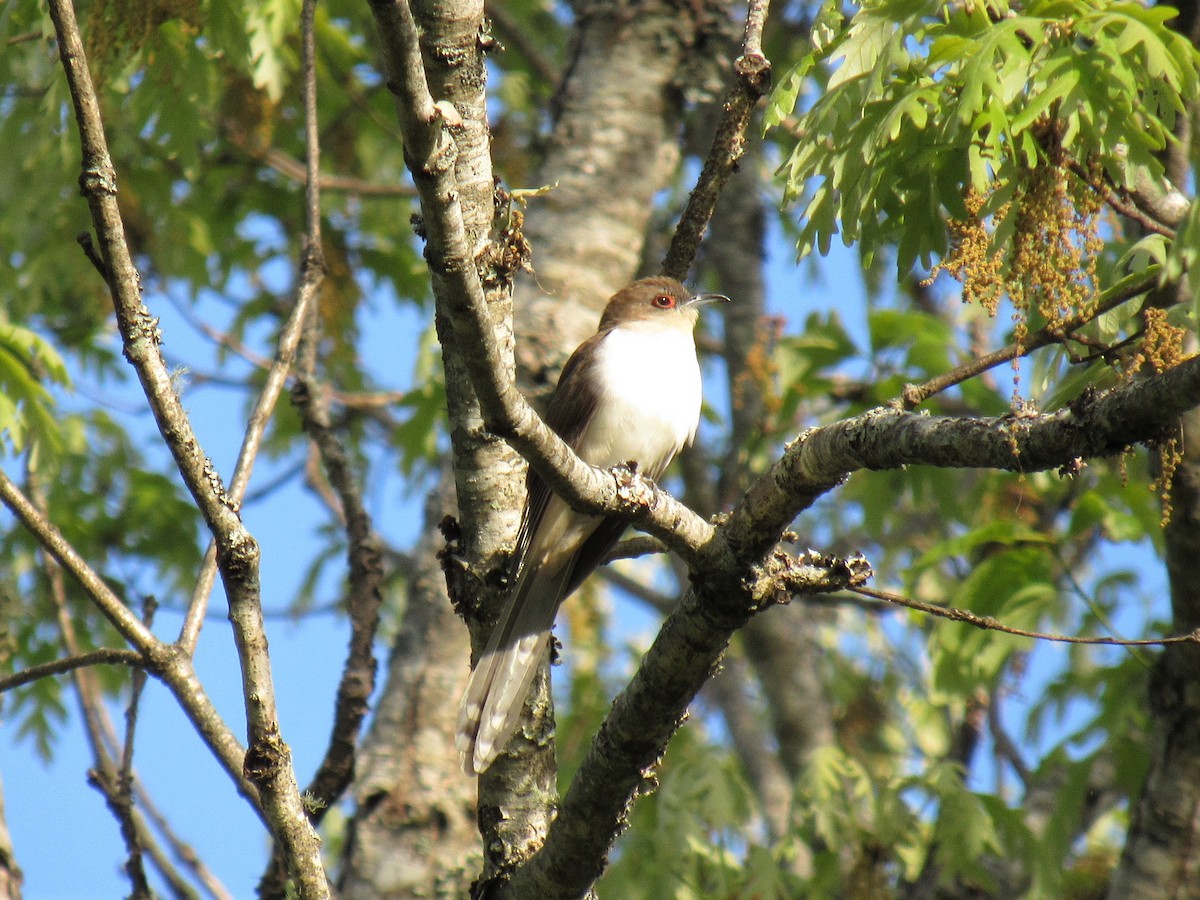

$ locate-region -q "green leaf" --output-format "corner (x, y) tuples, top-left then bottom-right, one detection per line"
(827, 13), (897, 90)
(935, 782), (1002, 882)
(764, 61), (808, 129)
(0, 321), (70, 454)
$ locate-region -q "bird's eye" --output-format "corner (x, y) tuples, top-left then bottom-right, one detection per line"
(652, 294), (675, 309)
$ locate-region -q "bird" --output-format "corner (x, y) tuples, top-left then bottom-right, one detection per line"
(456, 276), (728, 774)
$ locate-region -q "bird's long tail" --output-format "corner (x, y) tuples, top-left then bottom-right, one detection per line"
(456, 559), (571, 774)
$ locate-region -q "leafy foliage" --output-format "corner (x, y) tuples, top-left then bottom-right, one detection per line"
(768, 1), (1200, 273)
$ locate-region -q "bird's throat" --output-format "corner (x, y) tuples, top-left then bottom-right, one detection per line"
(582, 324), (703, 478)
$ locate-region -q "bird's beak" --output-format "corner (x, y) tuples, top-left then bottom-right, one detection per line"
(685, 292), (731, 309)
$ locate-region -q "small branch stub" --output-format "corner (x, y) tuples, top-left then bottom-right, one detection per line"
(243, 731), (289, 785)
(735, 52), (771, 96)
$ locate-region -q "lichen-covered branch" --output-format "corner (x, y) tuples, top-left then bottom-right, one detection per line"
(46, 0), (328, 893)
(508, 355), (1200, 896)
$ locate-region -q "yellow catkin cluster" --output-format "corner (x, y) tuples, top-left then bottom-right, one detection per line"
(1009, 155), (1102, 334)
(1130, 307), (1187, 376)
(930, 146), (1103, 401)
(1131, 307), (1187, 521)
(925, 187), (1006, 316)
(1153, 435), (1181, 525)
(931, 147), (1102, 329)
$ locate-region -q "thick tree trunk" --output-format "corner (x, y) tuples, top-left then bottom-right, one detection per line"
(338, 483), (479, 899)
(341, 0), (722, 892)
(1107, 408), (1200, 900)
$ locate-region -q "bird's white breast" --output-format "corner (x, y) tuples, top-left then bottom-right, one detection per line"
(584, 323), (702, 476)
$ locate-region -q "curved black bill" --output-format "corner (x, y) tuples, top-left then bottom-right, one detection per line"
(685, 292), (731, 309)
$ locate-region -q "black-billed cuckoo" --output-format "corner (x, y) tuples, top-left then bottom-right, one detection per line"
(456, 276), (727, 774)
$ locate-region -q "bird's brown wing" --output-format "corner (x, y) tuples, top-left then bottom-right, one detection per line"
(457, 331), (608, 773)
(510, 329), (607, 576)
(559, 444), (681, 597)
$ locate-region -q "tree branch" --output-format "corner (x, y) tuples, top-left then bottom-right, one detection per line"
(47, 2), (240, 546)
(26, 469), (205, 899)
(0, 469), (157, 652)
(0, 465), (261, 809)
(483, 1), (560, 88)
(176, 153), (326, 652)
(45, 0), (326, 889)
(293, 0), (383, 829)
(731, 355), (1200, 561)
(900, 266), (1161, 409)
(0, 649), (152, 693)
(258, 8), (364, 893)
(850, 584), (1200, 647)
(661, 0), (773, 281)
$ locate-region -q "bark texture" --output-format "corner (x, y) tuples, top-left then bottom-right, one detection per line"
(471, 0), (723, 887)
(1107, 407), (1200, 900)
(339, 485), (479, 899)
(342, 0), (511, 891)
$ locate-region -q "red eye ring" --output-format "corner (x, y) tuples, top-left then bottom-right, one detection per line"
(652, 294), (675, 309)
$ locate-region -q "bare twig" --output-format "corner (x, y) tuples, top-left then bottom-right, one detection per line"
(0, 649), (151, 693)
(121, 596), (156, 776)
(130, 774), (233, 900)
(1115, 144), (1192, 230)
(76, 231), (108, 279)
(162, 296), (411, 412)
(93, 699), (233, 898)
(45, 0), (322, 887)
(600, 568), (675, 615)
(165, 293), (274, 371)
(29, 467), (150, 900)
(661, 0), (773, 281)
(849, 584), (1200, 647)
(2, 470), (157, 651)
(603, 535), (668, 564)
(6, 30), (43, 46)
(48, 0), (240, 544)
(986, 692), (1032, 789)
(23, 471), (228, 898)
(292, 0), (385, 807)
(87, 767), (152, 899)
(1063, 154), (1178, 237)
(175, 251), (324, 651)
(899, 267), (1160, 409)
(294, 0), (381, 824)
(279, 323), (385, 827)
(258, 3), (381, 894)
(112, 597), (158, 896)
(1102, 186), (1177, 238)
(259, 145), (415, 197)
